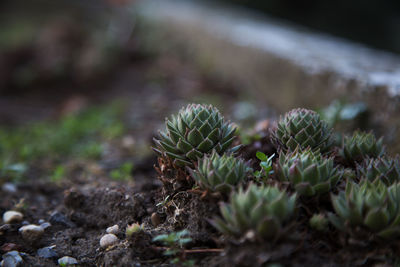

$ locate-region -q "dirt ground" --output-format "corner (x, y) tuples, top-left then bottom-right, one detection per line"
(0, 13), (399, 266)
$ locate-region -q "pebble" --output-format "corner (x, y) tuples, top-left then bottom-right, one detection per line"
(1, 251), (23, 267)
(151, 212), (161, 227)
(122, 136), (135, 149)
(106, 225), (119, 235)
(49, 211), (75, 228)
(0, 224), (11, 235)
(19, 224), (44, 242)
(2, 183), (17, 193)
(40, 222), (51, 230)
(2, 211), (23, 224)
(100, 234), (118, 248)
(38, 219), (45, 224)
(21, 221), (29, 226)
(0, 243), (18, 253)
(57, 256), (78, 266)
(37, 246), (58, 259)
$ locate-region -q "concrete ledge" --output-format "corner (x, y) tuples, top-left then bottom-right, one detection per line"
(137, 0), (400, 152)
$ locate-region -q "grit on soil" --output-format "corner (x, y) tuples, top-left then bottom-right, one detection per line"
(1, 50), (399, 267)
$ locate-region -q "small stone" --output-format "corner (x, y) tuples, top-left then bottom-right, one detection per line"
(151, 212), (161, 227)
(0, 243), (19, 253)
(19, 224), (44, 242)
(40, 222), (51, 230)
(100, 234), (118, 248)
(122, 136), (135, 149)
(2, 183), (17, 193)
(49, 211), (75, 228)
(38, 219), (45, 224)
(57, 256), (78, 266)
(37, 246), (58, 259)
(21, 221), (29, 226)
(0, 224), (11, 235)
(2, 211), (23, 224)
(1, 251), (24, 267)
(106, 225), (119, 235)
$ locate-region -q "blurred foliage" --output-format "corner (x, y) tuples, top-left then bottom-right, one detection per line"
(0, 103), (125, 181)
(0, 20), (37, 49)
(152, 229), (195, 266)
(51, 165), (66, 183)
(317, 100), (367, 128)
(110, 162), (134, 181)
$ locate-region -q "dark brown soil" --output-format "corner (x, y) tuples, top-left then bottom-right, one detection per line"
(0, 25), (398, 267)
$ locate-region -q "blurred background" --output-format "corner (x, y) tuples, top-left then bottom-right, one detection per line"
(224, 0), (400, 53)
(1, 0), (400, 183)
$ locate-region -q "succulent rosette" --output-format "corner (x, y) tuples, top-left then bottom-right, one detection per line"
(357, 156), (400, 186)
(153, 104), (240, 167)
(271, 108), (333, 153)
(329, 180), (400, 239)
(211, 184), (296, 240)
(190, 152), (250, 194)
(275, 149), (343, 197)
(339, 131), (384, 164)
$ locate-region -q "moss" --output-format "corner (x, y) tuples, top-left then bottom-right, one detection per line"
(0, 102), (125, 181)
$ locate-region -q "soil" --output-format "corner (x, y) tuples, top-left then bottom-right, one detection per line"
(0, 21), (398, 267)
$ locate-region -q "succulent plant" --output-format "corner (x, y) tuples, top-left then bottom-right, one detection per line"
(211, 184), (296, 240)
(339, 131), (384, 164)
(153, 104), (240, 167)
(275, 149), (343, 197)
(189, 152), (251, 194)
(126, 223), (143, 237)
(271, 108), (333, 153)
(309, 214), (328, 232)
(357, 156), (400, 186)
(329, 180), (400, 239)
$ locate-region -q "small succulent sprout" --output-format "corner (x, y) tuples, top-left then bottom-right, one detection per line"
(309, 214), (328, 232)
(211, 184), (296, 241)
(271, 108), (333, 154)
(339, 131), (384, 164)
(357, 156), (400, 186)
(189, 152), (251, 194)
(253, 152), (275, 183)
(275, 149), (343, 197)
(329, 180), (400, 239)
(153, 104), (240, 167)
(126, 223), (143, 237)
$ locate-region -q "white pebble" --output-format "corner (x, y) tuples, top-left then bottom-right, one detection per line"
(58, 256), (78, 265)
(100, 234), (118, 248)
(2, 183), (17, 193)
(19, 224), (44, 242)
(106, 225), (119, 234)
(3, 211), (23, 224)
(40, 222), (52, 230)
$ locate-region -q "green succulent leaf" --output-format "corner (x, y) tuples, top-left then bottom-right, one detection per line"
(339, 131), (385, 165)
(211, 184), (296, 241)
(271, 108), (333, 153)
(153, 104), (238, 167)
(276, 149), (342, 197)
(190, 152), (250, 194)
(330, 181), (400, 240)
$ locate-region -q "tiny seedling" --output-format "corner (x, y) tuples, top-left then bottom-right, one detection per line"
(152, 229), (195, 266)
(126, 223), (143, 237)
(253, 152), (274, 183)
(156, 195), (171, 208)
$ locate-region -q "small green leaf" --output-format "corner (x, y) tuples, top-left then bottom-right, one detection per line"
(256, 151), (267, 161)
